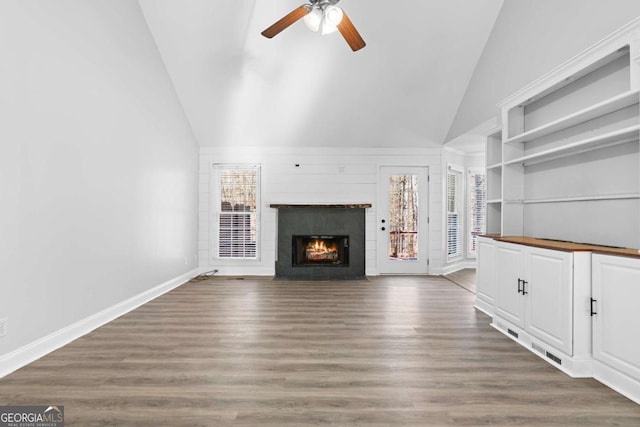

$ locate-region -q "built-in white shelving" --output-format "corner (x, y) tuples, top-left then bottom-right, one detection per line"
(503, 125), (640, 166)
(485, 129), (503, 234)
(504, 90), (639, 145)
(488, 25), (640, 249)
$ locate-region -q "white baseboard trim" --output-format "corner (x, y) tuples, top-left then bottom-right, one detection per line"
(473, 298), (494, 317)
(204, 266), (274, 276)
(441, 260), (477, 276)
(592, 359), (640, 405)
(0, 268), (198, 379)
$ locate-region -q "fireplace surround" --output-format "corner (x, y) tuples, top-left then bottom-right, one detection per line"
(272, 204), (370, 280)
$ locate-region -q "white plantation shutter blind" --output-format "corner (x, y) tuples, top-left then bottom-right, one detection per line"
(215, 165), (260, 259)
(468, 171), (486, 258)
(447, 168), (463, 259)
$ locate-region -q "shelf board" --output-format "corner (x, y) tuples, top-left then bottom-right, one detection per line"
(486, 163), (502, 170)
(503, 125), (640, 166)
(503, 199), (524, 204)
(486, 199), (502, 204)
(504, 90), (640, 145)
(523, 194), (640, 204)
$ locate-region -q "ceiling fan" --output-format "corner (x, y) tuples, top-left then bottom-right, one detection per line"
(261, 0), (366, 52)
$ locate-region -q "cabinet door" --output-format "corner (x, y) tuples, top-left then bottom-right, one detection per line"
(476, 237), (496, 306)
(592, 254), (640, 381)
(495, 242), (525, 328)
(525, 247), (573, 355)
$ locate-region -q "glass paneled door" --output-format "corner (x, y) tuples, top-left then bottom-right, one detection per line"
(378, 166), (429, 274)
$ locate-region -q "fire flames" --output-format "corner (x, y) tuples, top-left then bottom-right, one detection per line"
(305, 239), (338, 261)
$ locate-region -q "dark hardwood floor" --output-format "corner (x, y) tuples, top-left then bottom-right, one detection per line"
(0, 276), (638, 426)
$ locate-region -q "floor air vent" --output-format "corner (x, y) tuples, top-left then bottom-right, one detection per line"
(507, 328), (519, 339)
(546, 351), (562, 365)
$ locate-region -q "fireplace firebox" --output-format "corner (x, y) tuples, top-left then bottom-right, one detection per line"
(292, 235), (349, 267)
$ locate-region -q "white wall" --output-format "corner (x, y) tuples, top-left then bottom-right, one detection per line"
(0, 1), (198, 367)
(447, 0), (640, 141)
(199, 146), (444, 275)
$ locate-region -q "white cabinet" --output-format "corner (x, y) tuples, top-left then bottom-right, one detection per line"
(592, 254), (640, 404)
(494, 242), (573, 354)
(490, 239), (592, 376)
(525, 247), (573, 355)
(494, 242), (525, 328)
(474, 236), (496, 315)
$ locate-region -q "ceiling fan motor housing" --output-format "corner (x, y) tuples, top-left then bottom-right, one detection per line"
(310, 0), (341, 8)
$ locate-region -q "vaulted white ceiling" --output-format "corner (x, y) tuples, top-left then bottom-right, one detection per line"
(138, 0), (503, 148)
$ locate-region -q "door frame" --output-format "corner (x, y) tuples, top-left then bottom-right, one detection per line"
(377, 165), (430, 275)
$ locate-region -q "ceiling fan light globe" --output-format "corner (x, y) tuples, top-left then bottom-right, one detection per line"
(324, 6), (343, 26)
(321, 23), (338, 35)
(303, 8), (322, 32)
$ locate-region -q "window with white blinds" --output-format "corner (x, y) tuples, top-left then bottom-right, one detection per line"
(213, 165), (260, 260)
(468, 170), (486, 258)
(447, 167), (463, 260)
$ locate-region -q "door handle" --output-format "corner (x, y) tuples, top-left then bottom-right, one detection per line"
(590, 298), (597, 316)
(522, 280), (528, 295)
(517, 278), (523, 294)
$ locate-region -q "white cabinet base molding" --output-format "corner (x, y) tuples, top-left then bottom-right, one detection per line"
(491, 320), (594, 379)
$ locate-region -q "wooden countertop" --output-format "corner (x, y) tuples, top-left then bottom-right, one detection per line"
(479, 235), (640, 258)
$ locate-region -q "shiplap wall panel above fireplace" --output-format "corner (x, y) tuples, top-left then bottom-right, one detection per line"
(199, 146), (443, 276)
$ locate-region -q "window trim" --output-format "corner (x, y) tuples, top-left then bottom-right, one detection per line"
(211, 163), (261, 263)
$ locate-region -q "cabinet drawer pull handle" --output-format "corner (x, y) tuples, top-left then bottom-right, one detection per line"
(590, 298), (597, 316)
(517, 278), (523, 294)
(522, 280), (528, 295)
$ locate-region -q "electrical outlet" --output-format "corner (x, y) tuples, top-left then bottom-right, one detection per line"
(0, 318), (7, 337)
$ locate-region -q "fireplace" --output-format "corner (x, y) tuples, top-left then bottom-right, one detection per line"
(271, 204), (370, 280)
(292, 235), (349, 267)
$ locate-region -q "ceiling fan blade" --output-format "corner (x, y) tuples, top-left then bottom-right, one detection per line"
(337, 11), (366, 51)
(261, 5), (310, 39)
